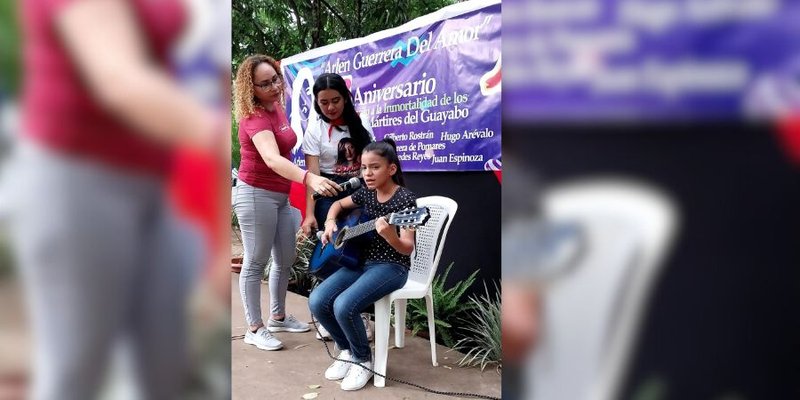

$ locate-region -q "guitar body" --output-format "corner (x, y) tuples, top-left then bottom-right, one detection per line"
(309, 209), (372, 279)
(308, 206), (430, 279)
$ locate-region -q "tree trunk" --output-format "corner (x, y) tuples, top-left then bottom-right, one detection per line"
(355, 0), (362, 37)
(311, 0), (323, 48)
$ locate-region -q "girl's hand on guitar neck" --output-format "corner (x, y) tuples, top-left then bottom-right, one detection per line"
(375, 216), (399, 241)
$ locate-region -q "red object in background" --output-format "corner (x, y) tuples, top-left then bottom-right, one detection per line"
(168, 148), (226, 271)
(493, 169), (502, 183)
(777, 116), (800, 167)
(485, 69), (502, 90)
(289, 181), (307, 219)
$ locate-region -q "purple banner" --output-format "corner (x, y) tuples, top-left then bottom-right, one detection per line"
(281, 0), (501, 172)
(504, 0), (800, 121)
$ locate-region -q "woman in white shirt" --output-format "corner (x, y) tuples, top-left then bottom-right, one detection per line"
(301, 73), (374, 236)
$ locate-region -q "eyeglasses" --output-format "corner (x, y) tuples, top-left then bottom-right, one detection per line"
(254, 75), (282, 89)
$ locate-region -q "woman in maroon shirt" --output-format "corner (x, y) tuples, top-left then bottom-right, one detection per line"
(232, 54), (340, 351)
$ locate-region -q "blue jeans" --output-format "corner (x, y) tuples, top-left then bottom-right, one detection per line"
(309, 261), (409, 362)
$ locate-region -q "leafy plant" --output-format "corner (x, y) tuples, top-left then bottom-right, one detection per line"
(288, 230), (321, 290)
(404, 263), (479, 348)
(231, 210), (239, 229)
(452, 281), (501, 372)
(231, 118), (240, 169)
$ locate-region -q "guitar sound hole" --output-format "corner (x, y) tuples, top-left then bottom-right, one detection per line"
(334, 227), (348, 249)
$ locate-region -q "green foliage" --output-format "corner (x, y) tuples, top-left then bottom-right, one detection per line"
(453, 281), (501, 372)
(231, 118), (241, 169)
(288, 231), (321, 290)
(0, 0), (21, 96)
(232, 0), (459, 69)
(630, 375), (668, 400)
(404, 263), (479, 348)
(0, 229), (15, 279)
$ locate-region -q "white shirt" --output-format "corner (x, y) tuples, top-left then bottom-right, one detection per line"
(301, 116), (375, 174)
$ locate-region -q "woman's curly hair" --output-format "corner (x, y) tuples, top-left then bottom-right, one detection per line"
(233, 54), (283, 121)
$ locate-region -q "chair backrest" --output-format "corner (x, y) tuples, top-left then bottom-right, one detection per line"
(408, 196), (458, 287)
(527, 178), (677, 400)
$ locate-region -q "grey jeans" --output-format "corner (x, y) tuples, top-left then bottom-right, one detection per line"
(233, 180), (299, 326)
(8, 140), (202, 400)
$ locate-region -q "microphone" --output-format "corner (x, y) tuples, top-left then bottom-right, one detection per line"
(313, 177), (361, 200)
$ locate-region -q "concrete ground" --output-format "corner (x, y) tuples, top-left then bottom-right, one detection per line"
(230, 273), (502, 400)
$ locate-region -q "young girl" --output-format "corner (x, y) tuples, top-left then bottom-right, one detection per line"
(308, 138), (416, 391)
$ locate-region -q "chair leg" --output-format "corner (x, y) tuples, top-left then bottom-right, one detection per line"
(394, 298), (407, 348)
(425, 293), (438, 366)
(373, 296), (391, 387)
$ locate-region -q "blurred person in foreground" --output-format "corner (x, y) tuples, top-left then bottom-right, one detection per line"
(501, 153), (543, 400)
(8, 0), (229, 399)
(501, 152), (585, 400)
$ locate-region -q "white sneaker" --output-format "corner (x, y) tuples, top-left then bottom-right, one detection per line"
(315, 315), (372, 340)
(341, 360), (374, 391)
(325, 350), (353, 381)
(314, 320), (332, 341)
(267, 315), (310, 333)
(361, 313), (373, 342)
(243, 327), (283, 351)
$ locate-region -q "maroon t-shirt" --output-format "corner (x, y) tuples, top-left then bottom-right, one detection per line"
(237, 104), (297, 193)
(21, 0), (185, 175)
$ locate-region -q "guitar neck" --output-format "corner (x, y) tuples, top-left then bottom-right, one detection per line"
(338, 207), (427, 243)
(341, 216), (384, 242)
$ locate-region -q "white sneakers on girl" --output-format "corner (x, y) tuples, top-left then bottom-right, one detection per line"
(313, 313), (373, 341)
(325, 350), (354, 380)
(314, 313), (373, 341)
(314, 320), (332, 340)
(341, 360), (374, 391)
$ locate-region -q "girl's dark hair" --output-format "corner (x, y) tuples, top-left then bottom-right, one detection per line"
(363, 138), (405, 186)
(313, 73), (372, 155)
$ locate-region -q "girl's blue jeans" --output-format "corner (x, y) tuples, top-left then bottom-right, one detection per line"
(309, 261), (409, 362)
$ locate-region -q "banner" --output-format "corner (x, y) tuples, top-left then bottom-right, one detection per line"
(504, 0), (800, 120)
(281, 0), (501, 172)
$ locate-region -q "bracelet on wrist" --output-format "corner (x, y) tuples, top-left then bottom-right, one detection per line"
(302, 170), (309, 185)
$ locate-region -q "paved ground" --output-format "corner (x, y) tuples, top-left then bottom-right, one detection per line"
(230, 272), (502, 400)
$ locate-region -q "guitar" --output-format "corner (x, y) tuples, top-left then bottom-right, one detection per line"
(309, 207), (430, 279)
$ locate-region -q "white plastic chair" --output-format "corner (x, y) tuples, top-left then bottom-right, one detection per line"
(526, 178), (678, 400)
(373, 195), (458, 387)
